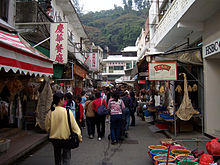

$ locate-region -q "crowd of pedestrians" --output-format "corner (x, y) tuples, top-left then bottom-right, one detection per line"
(45, 87), (138, 165)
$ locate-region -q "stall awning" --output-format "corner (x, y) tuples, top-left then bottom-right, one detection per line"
(0, 30), (53, 77)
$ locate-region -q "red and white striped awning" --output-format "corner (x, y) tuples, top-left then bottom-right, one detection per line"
(0, 30), (53, 77)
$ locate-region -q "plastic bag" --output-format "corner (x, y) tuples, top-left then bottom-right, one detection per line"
(206, 139), (220, 156)
(199, 154), (213, 165)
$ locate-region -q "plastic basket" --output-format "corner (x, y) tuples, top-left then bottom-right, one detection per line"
(153, 155), (176, 164)
(144, 110), (151, 117)
(150, 149), (168, 160)
(148, 145), (167, 151)
(171, 149), (191, 156)
(178, 160), (198, 165)
(176, 154), (198, 162)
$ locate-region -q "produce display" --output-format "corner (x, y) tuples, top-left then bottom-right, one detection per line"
(171, 149), (191, 156)
(148, 145), (167, 150)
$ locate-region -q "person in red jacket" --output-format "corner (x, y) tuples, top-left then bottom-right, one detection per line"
(75, 95), (84, 131)
(92, 92), (107, 141)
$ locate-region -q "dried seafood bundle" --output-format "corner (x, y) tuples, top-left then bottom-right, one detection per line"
(176, 73), (199, 121)
(35, 79), (53, 130)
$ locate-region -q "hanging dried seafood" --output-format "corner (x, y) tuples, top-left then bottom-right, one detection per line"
(175, 85), (182, 93)
(188, 85), (192, 92)
(160, 85), (165, 93)
(35, 78), (53, 130)
(7, 79), (23, 100)
(192, 84), (198, 92)
(176, 73), (199, 121)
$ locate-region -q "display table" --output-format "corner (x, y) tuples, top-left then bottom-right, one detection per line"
(160, 113), (203, 137)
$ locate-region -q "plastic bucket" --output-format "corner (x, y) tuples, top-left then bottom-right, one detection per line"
(178, 160), (198, 165)
(150, 149), (168, 160)
(154, 155), (176, 164)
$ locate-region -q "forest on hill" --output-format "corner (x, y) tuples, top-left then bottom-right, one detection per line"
(79, 0), (150, 52)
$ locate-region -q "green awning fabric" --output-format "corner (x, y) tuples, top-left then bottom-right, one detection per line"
(29, 42), (50, 58)
(53, 64), (64, 78)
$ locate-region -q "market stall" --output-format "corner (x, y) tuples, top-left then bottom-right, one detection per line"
(0, 30), (53, 130)
(140, 50), (204, 136)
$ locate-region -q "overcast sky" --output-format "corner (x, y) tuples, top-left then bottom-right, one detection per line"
(80, 0), (123, 13)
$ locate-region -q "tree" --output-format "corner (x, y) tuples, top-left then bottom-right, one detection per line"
(128, 0), (133, 10)
(123, 0), (128, 10)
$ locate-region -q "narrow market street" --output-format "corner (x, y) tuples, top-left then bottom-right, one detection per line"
(15, 117), (167, 165)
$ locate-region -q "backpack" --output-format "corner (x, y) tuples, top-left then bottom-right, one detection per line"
(97, 99), (109, 116)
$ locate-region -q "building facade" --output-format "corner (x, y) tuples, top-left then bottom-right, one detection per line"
(138, 0), (220, 138)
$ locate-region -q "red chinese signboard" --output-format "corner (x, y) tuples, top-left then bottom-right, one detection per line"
(50, 23), (67, 64)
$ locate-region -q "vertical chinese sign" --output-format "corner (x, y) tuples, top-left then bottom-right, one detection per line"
(50, 23), (68, 64)
(90, 52), (98, 71)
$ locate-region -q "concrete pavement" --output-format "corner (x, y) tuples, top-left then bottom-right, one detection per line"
(15, 117), (167, 165)
(2, 116), (219, 165)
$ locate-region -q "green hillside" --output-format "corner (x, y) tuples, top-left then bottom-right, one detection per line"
(80, 5), (149, 52)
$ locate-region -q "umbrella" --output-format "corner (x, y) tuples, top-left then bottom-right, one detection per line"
(106, 84), (114, 88)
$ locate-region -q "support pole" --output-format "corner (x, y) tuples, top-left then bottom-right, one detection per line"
(33, 37), (50, 48)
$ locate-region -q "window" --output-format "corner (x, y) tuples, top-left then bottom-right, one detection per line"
(114, 66), (124, 70)
(133, 61), (136, 68)
(126, 63), (131, 69)
(0, 0), (9, 22)
(109, 66), (113, 73)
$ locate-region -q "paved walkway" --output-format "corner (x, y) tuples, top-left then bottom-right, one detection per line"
(15, 117), (167, 165)
(0, 130), (47, 165)
(1, 116), (219, 165)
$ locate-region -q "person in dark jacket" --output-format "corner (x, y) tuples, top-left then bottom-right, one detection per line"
(130, 91), (137, 126)
(121, 90), (132, 131)
(75, 95), (83, 131)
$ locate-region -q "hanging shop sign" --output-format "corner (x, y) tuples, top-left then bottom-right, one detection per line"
(90, 52), (99, 71)
(148, 62), (177, 81)
(50, 22), (68, 64)
(108, 62), (125, 66)
(73, 64), (86, 79)
(203, 38), (220, 58)
(138, 80), (146, 84)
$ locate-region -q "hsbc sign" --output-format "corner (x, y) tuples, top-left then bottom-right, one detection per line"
(203, 38), (220, 58)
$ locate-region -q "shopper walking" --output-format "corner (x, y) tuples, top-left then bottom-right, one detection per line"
(45, 92), (82, 165)
(75, 95), (84, 131)
(65, 92), (76, 118)
(80, 91), (87, 128)
(108, 91), (125, 144)
(85, 95), (95, 139)
(92, 92), (107, 141)
(130, 91), (137, 126)
(121, 90), (132, 131)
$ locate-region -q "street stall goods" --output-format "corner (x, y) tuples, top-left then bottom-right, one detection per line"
(150, 149), (169, 160)
(148, 145), (167, 151)
(171, 149), (191, 156)
(178, 160), (198, 165)
(153, 155), (176, 164)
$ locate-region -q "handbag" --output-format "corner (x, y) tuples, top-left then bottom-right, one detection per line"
(62, 108), (79, 149)
(96, 99), (109, 116)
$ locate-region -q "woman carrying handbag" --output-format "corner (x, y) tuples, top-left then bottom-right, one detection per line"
(45, 92), (82, 165)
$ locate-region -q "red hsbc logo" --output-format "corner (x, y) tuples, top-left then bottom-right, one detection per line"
(154, 64), (171, 71)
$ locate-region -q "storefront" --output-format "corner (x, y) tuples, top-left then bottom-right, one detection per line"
(137, 49), (204, 136)
(73, 63), (87, 95)
(0, 30), (53, 129)
(203, 10), (220, 138)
